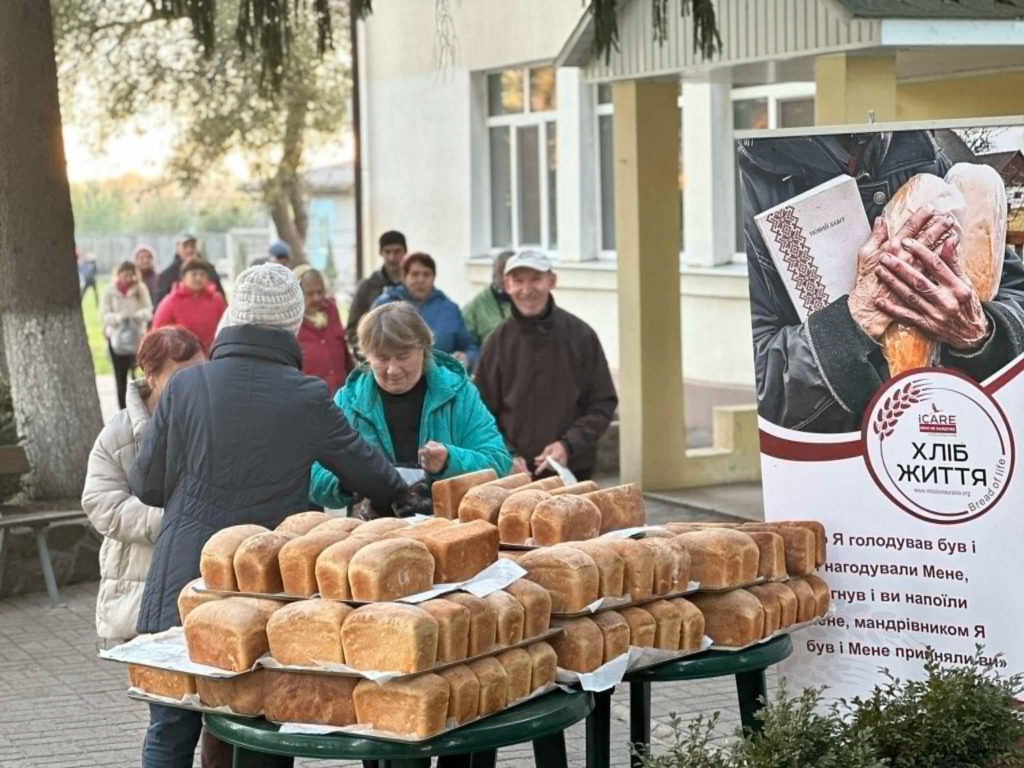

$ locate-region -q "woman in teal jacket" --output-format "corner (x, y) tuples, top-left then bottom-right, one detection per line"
(310, 302), (511, 509)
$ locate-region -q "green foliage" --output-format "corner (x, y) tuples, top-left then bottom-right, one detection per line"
(846, 647), (1024, 768)
(81, 277), (112, 378)
(635, 712), (732, 768)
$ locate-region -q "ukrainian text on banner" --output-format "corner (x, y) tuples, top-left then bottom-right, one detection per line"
(738, 122), (1024, 700)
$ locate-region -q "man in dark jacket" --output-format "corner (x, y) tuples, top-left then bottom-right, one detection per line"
(740, 130), (1024, 433)
(346, 230), (407, 358)
(129, 263), (421, 768)
(152, 231), (225, 308)
(476, 250), (618, 480)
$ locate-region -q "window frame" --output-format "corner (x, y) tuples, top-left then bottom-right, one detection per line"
(595, 93), (615, 260)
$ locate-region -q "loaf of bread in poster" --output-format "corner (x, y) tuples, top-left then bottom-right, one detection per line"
(432, 469), (498, 519)
(880, 165), (1007, 375)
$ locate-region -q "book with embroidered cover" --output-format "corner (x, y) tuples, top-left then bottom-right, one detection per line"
(753, 174), (870, 321)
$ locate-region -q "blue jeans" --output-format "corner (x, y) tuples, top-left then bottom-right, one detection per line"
(143, 704), (202, 768)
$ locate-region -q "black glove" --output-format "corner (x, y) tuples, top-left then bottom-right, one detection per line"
(388, 480), (433, 518)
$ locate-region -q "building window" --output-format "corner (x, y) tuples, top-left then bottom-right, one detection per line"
(596, 85), (615, 253)
(486, 67), (558, 250)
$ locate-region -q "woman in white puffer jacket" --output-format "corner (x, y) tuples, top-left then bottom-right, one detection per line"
(81, 326), (206, 645)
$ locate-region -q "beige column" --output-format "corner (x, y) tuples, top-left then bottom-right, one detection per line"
(612, 79), (687, 489)
(815, 53), (897, 126)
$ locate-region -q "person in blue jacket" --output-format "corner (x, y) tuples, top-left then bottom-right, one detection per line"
(310, 302), (511, 510)
(372, 252), (480, 368)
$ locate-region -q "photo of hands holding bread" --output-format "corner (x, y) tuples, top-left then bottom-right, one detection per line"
(741, 128), (1024, 433)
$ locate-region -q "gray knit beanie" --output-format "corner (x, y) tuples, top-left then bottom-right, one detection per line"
(223, 263), (305, 333)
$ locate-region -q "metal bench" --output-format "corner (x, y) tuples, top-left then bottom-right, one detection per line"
(0, 443), (89, 607)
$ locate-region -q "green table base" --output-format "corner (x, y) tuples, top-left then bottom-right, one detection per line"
(586, 634), (794, 768)
(204, 689), (593, 768)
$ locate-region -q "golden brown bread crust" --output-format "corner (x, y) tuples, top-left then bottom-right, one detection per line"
(233, 531), (297, 594)
(550, 617), (604, 673)
(496, 647), (533, 704)
(526, 641), (558, 691)
(744, 532), (787, 581)
(341, 603), (439, 673)
(265, 599), (352, 666)
(748, 583), (798, 628)
(562, 540), (626, 598)
(420, 598), (471, 663)
(689, 590), (765, 647)
(797, 574), (831, 617)
(639, 538), (687, 595)
(416, 519), (499, 583)
(128, 665), (196, 700)
(353, 674), (450, 739)
(675, 530), (759, 589)
(444, 592), (499, 656)
(468, 656), (508, 717)
(591, 611), (631, 662)
(549, 481), (601, 496)
(669, 598), (706, 652)
(497, 490), (551, 544)
(530, 495), (602, 546)
(504, 579), (553, 638)
(485, 590), (525, 646)
(177, 578), (221, 623)
(947, 163), (1007, 301)
(484, 473), (532, 490)
(183, 599), (270, 672)
(771, 521), (827, 568)
(347, 538), (435, 601)
(432, 469), (498, 519)
(357, 518), (411, 536)
(263, 671), (358, 726)
(644, 600), (684, 650)
(603, 539), (655, 601)
(200, 525), (270, 591)
(744, 587), (781, 637)
(518, 545), (600, 613)
(519, 477), (564, 492)
(196, 670), (266, 716)
(313, 517), (365, 535)
(314, 534), (383, 600)
(275, 512), (332, 536)
(583, 484), (646, 533)
(459, 485), (513, 525)
(784, 580), (817, 623)
(440, 665), (481, 724)
(279, 530), (352, 597)
(741, 524), (815, 576)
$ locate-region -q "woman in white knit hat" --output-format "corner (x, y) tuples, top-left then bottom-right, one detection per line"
(128, 263), (425, 768)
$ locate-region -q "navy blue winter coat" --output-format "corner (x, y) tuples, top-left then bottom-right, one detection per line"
(129, 324), (405, 633)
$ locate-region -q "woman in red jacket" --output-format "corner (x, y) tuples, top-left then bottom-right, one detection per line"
(295, 267), (353, 396)
(151, 260), (226, 351)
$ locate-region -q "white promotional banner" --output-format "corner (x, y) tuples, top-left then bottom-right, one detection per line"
(738, 121), (1024, 700)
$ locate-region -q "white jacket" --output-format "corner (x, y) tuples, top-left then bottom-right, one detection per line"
(81, 379), (162, 641)
(101, 281), (152, 343)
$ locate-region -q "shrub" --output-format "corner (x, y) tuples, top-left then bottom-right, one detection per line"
(634, 712), (733, 768)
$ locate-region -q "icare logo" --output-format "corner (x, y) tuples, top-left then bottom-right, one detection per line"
(863, 370), (1014, 525)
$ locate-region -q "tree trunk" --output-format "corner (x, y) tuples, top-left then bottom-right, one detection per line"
(265, 85), (310, 265)
(0, 1), (103, 499)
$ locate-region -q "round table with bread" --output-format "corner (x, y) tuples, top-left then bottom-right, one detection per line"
(203, 687), (594, 768)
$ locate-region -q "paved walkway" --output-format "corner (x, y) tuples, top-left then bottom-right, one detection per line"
(0, 580), (772, 767)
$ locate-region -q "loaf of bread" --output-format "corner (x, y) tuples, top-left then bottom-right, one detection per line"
(444, 592), (498, 656)
(357, 517), (411, 536)
(177, 578), (220, 622)
(353, 674), (450, 739)
(748, 583), (798, 629)
(200, 524), (270, 591)
(279, 530), (352, 597)
(798, 574), (831, 617)
(741, 524), (815, 577)
(640, 538), (690, 595)
(531, 495), (602, 546)
(418, 520), (499, 583)
(440, 665), (480, 725)
(347, 539), (435, 601)
(313, 517), (365, 535)
(744, 532), (787, 581)
(497, 647), (533, 704)
(485, 590), (525, 646)
(459, 485), (513, 525)
(497, 490), (551, 544)
(584, 484), (646, 533)
(234, 531), (297, 594)
(675, 530), (759, 589)
(276, 511), (332, 536)
(420, 599), (471, 663)
(604, 539), (655, 601)
(263, 671), (357, 726)
(592, 611), (631, 662)
(550, 617), (604, 672)
(432, 469), (498, 519)
(778, 521), (827, 568)
(645, 600), (684, 650)
(128, 665), (196, 700)
(265, 599), (352, 666)
(312, 534), (382, 600)
(184, 599), (270, 672)
(519, 545), (599, 612)
(669, 598), (706, 652)
(563, 540), (625, 598)
(744, 587), (780, 637)
(690, 591), (764, 647)
(486, 473), (532, 490)
(249, 597), (287, 620)
(550, 481), (601, 496)
(468, 657), (508, 717)
(519, 476), (564, 492)
(504, 579), (552, 638)
(527, 642), (558, 691)
(341, 603), (439, 673)
(196, 671), (265, 716)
